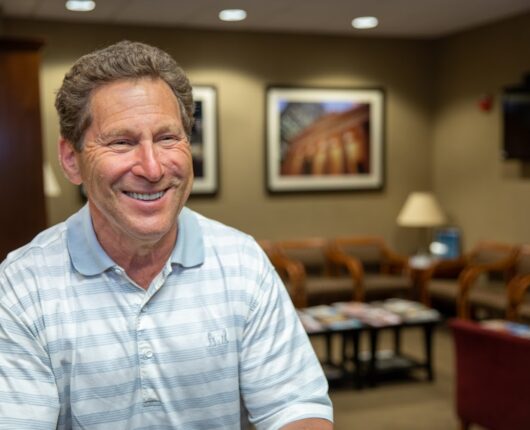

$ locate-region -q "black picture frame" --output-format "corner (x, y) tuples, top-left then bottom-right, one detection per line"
(190, 85), (219, 195)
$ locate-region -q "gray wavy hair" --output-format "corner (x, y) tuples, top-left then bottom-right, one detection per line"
(55, 40), (194, 151)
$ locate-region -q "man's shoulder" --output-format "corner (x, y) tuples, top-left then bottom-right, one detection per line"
(185, 208), (265, 262)
(187, 208), (254, 244)
(1, 221), (69, 275)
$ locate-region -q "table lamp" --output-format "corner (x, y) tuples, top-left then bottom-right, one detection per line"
(397, 191), (447, 258)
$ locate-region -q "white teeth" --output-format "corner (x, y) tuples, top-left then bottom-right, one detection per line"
(126, 191), (164, 201)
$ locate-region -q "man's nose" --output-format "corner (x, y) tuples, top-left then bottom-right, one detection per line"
(131, 142), (164, 182)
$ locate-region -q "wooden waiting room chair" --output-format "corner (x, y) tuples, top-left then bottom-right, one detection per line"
(327, 236), (412, 302)
(258, 240), (307, 308)
(506, 244), (530, 322)
(272, 238), (357, 307)
(421, 241), (519, 319)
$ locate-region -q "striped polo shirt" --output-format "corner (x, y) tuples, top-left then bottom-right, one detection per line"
(0, 205), (332, 429)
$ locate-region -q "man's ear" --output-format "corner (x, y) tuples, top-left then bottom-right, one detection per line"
(58, 137), (83, 185)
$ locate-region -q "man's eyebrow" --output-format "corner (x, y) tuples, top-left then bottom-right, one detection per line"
(96, 129), (135, 142)
(154, 124), (185, 135)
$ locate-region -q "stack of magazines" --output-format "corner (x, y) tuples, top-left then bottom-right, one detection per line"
(372, 298), (440, 323)
(297, 305), (363, 332)
(297, 299), (440, 332)
(333, 302), (401, 327)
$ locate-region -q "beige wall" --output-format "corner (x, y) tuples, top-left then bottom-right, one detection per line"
(4, 19), (436, 252)
(432, 12), (530, 248)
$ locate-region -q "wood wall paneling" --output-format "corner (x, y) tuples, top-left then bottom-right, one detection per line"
(0, 38), (46, 260)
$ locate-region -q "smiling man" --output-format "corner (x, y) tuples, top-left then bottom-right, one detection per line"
(0, 41), (332, 429)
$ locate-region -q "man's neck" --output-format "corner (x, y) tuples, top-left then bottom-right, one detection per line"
(91, 217), (177, 290)
(116, 246), (173, 289)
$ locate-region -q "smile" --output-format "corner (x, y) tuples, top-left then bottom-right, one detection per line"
(125, 190), (165, 201)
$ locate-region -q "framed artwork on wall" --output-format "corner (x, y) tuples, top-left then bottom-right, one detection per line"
(191, 85), (218, 195)
(266, 86), (385, 193)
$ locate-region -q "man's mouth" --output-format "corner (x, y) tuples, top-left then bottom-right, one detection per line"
(125, 190), (165, 201)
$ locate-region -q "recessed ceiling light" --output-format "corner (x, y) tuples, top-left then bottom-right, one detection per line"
(352, 16), (379, 30)
(219, 9), (247, 22)
(65, 0), (96, 12)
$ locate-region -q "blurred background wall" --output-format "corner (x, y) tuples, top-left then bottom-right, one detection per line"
(3, 12), (530, 252)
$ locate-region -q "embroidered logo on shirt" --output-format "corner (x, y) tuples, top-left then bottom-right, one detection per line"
(207, 329), (228, 347)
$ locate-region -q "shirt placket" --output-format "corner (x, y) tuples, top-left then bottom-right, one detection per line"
(135, 268), (170, 406)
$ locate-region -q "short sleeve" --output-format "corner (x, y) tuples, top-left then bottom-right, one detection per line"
(0, 276), (60, 429)
(238, 244), (333, 429)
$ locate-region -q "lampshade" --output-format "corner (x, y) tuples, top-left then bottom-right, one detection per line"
(397, 192), (446, 227)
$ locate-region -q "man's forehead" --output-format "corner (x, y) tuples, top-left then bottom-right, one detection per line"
(88, 78), (181, 117)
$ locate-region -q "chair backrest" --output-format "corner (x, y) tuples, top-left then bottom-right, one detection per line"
(468, 241), (519, 281)
(469, 241), (518, 265)
(276, 238), (330, 276)
(450, 318), (530, 430)
(332, 236), (403, 274)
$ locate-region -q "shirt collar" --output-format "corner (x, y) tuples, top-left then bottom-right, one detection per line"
(170, 207), (204, 268)
(66, 204), (204, 276)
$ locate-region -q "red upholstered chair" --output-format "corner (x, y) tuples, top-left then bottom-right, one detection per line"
(450, 319), (530, 430)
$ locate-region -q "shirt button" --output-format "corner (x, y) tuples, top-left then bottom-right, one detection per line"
(143, 350), (153, 359)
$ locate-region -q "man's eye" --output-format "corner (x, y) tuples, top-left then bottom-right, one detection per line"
(159, 135), (180, 145)
(110, 140), (132, 146)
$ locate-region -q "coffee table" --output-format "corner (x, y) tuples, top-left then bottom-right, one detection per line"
(299, 299), (441, 388)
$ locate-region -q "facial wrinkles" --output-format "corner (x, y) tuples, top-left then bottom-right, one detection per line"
(97, 84), (184, 181)
(83, 105), (185, 187)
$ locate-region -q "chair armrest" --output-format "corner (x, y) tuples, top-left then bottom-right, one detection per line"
(326, 248), (364, 301)
(269, 253), (308, 308)
(380, 246), (408, 274)
(507, 274), (530, 321)
(456, 250), (519, 318)
(456, 266), (486, 319)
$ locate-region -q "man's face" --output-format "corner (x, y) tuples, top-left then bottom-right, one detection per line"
(61, 77), (193, 246)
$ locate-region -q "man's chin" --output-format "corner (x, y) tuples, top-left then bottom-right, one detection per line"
(130, 226), (175, 244)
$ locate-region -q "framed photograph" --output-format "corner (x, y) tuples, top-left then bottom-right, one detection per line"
(266, 86), (385, 192)
(191, 86), (218, 195)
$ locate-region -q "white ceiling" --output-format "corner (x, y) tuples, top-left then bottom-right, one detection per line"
(1, 0), (530, 39)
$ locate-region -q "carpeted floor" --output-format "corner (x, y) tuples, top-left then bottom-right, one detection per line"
(312, 321), (461, 430)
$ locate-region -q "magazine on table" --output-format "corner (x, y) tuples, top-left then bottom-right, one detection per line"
(373, 298), (441, 323)
(332, 301), (402, 327)
(298, 305), (362, 331)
